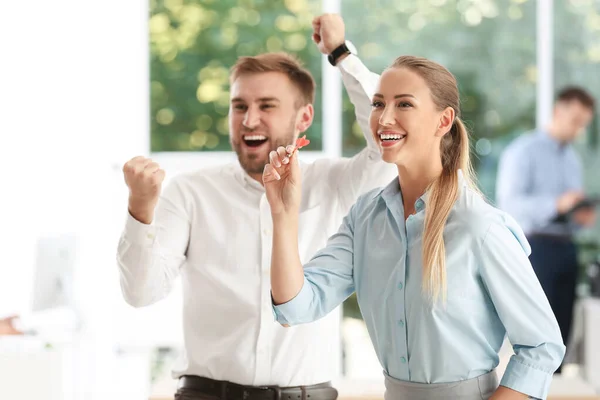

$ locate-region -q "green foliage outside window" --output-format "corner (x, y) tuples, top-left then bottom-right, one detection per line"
(150, 0), (323, 152)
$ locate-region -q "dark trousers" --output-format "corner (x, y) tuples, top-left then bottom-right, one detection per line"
(528, 235), (578, 370)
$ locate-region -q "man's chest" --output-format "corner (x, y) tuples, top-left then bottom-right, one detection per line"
(183, 189), (339, 275)
(528, 148), (574, 192)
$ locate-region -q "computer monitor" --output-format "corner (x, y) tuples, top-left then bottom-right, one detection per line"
(30, 234), (77, 313)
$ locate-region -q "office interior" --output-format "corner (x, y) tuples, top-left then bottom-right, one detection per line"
(1, 0), (600, 399)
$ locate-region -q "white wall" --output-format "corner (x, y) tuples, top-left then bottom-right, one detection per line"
(1, 1), (152, 398)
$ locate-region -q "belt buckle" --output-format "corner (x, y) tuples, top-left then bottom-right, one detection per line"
(271, 386), (281, 400)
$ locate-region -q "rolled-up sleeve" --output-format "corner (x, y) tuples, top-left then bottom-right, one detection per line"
(273, 205), (357, 325)
(479, 217), (565, 399)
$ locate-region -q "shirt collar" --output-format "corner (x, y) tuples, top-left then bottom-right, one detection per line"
(377, 170), (466, 213)
(377, 177), (400, 199)
(537, 130), (567, 151)
(234, 162), (265, 192)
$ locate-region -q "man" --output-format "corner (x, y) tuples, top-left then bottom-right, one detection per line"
(496, 86), (596, 372)
(117, 14), (395, 400)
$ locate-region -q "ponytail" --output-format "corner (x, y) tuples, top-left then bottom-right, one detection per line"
(421, 117), (477, 302)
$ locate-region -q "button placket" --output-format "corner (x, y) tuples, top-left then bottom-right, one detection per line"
(394, 225), (410, 379)
(255, 194), (274, 384)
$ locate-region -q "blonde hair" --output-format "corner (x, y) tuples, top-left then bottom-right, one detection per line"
(389, 56), (478, 302)
(230, 52), (315, 106)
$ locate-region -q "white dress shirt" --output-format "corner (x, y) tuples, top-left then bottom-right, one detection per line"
(116, 55), (397, 387)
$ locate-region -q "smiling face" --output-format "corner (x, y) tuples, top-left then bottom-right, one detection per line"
(368, 67), (454, 169)
(228, 71), (313, 180)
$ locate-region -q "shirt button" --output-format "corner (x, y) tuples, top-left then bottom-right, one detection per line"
(400, 356), (407, 364)
(397, 320), (404, 327)
(147, 233), (154, 239)
(263, 228), (271, 236)
(397, 282), (403, 290)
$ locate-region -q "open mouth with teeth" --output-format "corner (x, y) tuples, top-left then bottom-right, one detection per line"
(378, 132), (407, 146)
(242, 134), (269, 147)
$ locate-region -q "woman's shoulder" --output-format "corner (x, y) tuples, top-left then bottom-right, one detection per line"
(452, 186), (525, 240)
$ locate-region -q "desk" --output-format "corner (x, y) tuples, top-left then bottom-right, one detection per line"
(0, 339), (69, 400)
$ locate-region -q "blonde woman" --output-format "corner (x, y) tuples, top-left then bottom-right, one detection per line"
(262, 56), (564, 400)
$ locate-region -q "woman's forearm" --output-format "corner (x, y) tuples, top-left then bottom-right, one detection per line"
(271, 214), (305, 305)
(489, 386), (528, 400)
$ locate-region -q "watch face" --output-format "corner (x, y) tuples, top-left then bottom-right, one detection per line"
(345, 40), (357, 55)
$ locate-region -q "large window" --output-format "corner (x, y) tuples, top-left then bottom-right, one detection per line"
(150, 0), (323, 152)
(554, 0), (600, 157)
(341, 0), (537, 199)
(554, 0), (600, 285)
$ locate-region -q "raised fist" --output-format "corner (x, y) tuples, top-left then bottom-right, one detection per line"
(122, 156), (166, 224)
(312, 14), (346, 56)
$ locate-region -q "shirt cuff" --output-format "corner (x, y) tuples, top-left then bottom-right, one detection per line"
(337, 53), (367, 77)
(272, 278), (313, 326)
(539, 196), (559, 224)
(500, 358), (554, 399)
(124, 211), (157, 247)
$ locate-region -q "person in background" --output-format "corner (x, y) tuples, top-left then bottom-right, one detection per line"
(264, 55), (564, 400)
(0, 315), (23, 335)
(496, 86), (596, 372)
(117, 14), (396, 400)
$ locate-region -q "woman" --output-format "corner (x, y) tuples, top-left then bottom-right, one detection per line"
(262, 56), (564, 400)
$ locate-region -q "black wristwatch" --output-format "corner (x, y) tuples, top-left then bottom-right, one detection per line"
(327, 40), (356, 66)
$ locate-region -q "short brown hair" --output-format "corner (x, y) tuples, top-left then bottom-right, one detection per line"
(556, 86), (595, 110)
(230, 52), (315, 106)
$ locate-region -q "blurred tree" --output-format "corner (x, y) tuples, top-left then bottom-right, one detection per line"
(150, 0), (323, 152)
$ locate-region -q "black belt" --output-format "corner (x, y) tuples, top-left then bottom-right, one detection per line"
(177, 375), (337, 400)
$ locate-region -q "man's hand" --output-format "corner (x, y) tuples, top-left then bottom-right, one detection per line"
(0, 315), (23, 336)
(573, 208), (596, 227)
(312, 14), (345, 56)
(556, 190), (585, 214)
(123, 156), (166, 224)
